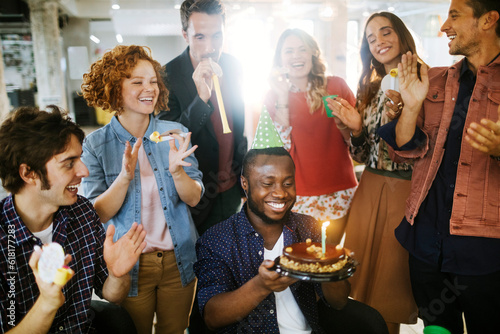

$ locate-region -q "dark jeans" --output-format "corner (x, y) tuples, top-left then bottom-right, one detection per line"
(90, 300), (137, 334)
(318, 298), (388, 334)
(409, 255), (500, 334)
(187, 297), (388, 334)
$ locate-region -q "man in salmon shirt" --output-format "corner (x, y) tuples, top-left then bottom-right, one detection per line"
(378, 0), (500, 332)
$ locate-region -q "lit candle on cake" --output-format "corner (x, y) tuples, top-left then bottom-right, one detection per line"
(321, 221), (330, 255)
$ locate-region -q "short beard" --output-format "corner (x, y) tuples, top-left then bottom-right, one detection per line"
(246, 187), (294, 226)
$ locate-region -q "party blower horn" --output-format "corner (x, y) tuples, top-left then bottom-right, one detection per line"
(210, 59), (232, 134)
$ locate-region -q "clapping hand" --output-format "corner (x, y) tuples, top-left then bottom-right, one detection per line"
(269, 67), (290, 98)
(465, 104), (500, 157)
(168, 132), (198, 176)
(398, 51), (429, 115)
(120, 138), (142, 182)
(269, 67), (290, 126)
(328, 97), (362, 135)
(104, 223), (146, 278)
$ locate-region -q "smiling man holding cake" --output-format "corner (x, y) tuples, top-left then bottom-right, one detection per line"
(194, 110), (388, 333)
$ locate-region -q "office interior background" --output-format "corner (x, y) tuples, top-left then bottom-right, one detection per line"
(0, 0), (456, 202)
(1, 0), (458, 119)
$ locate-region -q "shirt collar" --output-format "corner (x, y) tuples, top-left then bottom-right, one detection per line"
(3, 194), (70, 246)
(3, 195), (32, 246)
(109, 114), (158, 144)
(237, 206), (258, 236)
(487, 52), (500, 66)
(459, 58), (475, 81)
(456, 51), (500, 78)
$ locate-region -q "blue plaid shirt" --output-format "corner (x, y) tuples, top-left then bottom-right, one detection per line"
(194, 207), (325, 334)
(0, 195), (108, 333)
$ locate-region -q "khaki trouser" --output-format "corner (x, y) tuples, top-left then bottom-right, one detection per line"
(121, 251), (196, 334)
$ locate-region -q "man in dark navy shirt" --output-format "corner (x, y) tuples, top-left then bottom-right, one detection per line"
(194, 146), (390, 333)
(194, 147), (350, 333)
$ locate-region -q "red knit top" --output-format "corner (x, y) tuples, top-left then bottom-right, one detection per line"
(265, 76), (358, 196)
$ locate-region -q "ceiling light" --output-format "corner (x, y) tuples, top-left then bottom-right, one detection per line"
(90, 35), (100, 44)
(112, 4), (120, 10)
(116, 34), (123, 43)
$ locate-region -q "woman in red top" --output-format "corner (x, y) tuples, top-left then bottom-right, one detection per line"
(265, 28), (358, 244)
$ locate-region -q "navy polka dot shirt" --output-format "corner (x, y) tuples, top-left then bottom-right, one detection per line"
(194, 206), (326, 333)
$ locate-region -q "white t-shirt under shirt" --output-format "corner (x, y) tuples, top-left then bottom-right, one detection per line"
(264, 233), (312, 334)
(32, 223), (53, 244)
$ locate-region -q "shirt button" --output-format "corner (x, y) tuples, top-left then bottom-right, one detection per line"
(450, 184), (455, 188)
(164, 207), (167, 210)
(258, 251), (262, 256)
(270, 310), (274, 314)
(148, 152), (151, 156)
(178, 262), (182, 266)
(154, 168), (158, 171)
(59, 326), (64, 331)
(254, 233), (259, 237)
(157, 252), (162, 258)
(32, 237), (37, 242)
(159, 187), (163, 191)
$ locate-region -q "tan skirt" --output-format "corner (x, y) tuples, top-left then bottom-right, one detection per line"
(344, 169), (417, 324)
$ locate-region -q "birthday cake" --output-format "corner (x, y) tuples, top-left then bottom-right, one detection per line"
(279, 239), (348, 273)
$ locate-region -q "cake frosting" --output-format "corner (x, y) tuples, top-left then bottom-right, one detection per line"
(279, 239), (348, 273)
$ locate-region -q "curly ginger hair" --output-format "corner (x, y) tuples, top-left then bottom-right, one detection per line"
(81, 45), (169, 116)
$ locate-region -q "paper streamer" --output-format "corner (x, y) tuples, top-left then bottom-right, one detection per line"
(212, 74), (232, 134)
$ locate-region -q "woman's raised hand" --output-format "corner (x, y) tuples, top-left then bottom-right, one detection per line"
(328, 97), (362, 135)
(398, 51), (429, 115)
(168, 132), (197, 176)
(120, 138), (142, 182)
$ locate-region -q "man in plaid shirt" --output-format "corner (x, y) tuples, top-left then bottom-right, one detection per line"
(0, 106), (147, 333)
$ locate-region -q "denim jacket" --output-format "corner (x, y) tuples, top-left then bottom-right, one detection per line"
(82, 115), (203, 296)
